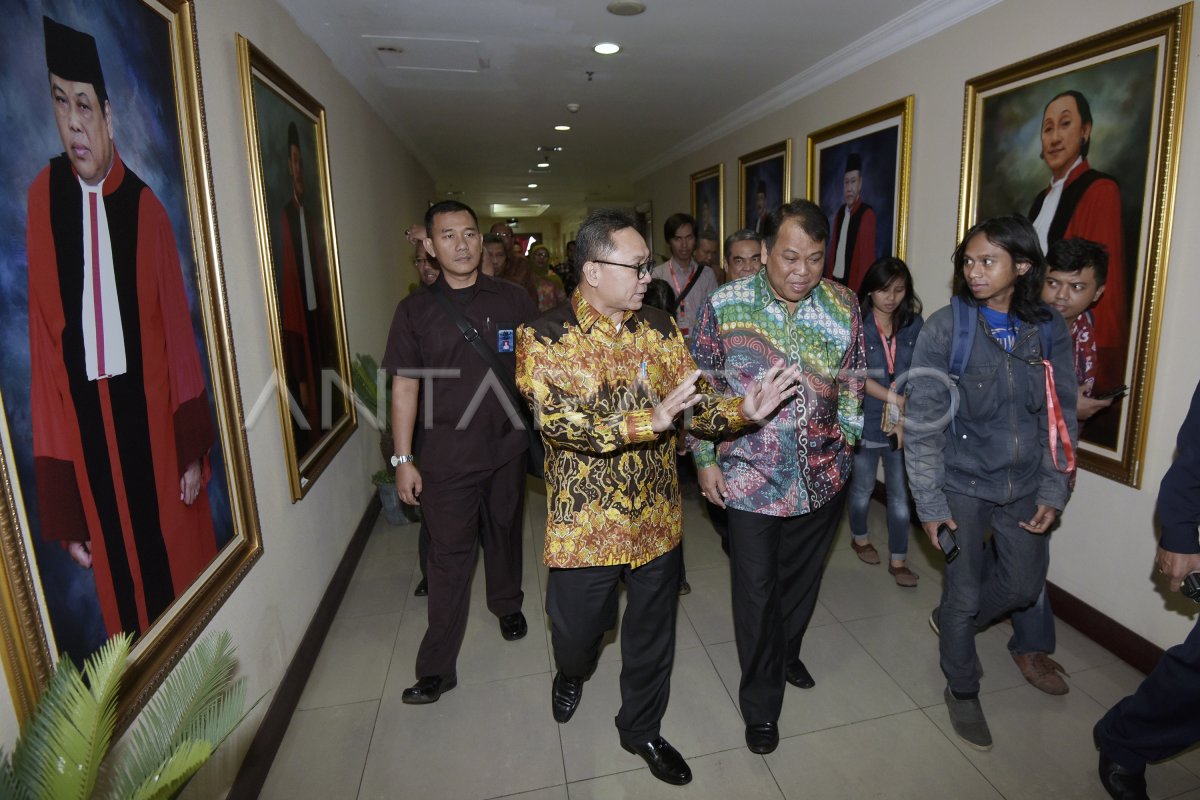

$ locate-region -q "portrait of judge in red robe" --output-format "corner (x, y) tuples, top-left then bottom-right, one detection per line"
(277, 121), (339, 455)
(824, 153), (877, 292)
(25, 17), (218, 640)
(1028, 90), (1128, 392)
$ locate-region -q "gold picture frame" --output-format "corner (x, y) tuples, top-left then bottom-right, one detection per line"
(690, 163), (724, 259)
(958, 4), (1191, 487)
(0, 0), (262, 724)
(807, 96), (914, 289)
(738, 140), (792, 233)
(237, 35), (356, 501)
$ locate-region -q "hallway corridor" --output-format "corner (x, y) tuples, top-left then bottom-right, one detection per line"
(261, 483), (1200, 799)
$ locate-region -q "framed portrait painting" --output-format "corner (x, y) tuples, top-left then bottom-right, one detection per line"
(958, 5), (1191, 486)
(807, 96), (913, 292)
(738, 140), (792, 233)
(237, 36), (356, 502)
(690, 163), (723, 249)
(0, 0), (262, 724)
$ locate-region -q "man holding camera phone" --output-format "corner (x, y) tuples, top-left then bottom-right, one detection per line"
(904, 217), (1077, 751)
(1093, 379), (1200, 800)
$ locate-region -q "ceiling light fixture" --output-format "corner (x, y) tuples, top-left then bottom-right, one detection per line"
(521, 197), (529, 202)
(528, 183), (538, 188)
(593, 42), (620, 55)
(536, 160), (551, 168)
(554, 124), (571, 131)
(607, 0), (646, 15)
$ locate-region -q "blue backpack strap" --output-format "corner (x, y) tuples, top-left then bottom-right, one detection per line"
(948, 296), (977, 380)
(1037, 318), (1054, 362)
(948, 297), (977, 435)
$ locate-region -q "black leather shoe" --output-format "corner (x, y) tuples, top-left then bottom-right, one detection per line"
(786, 659), (815, 689)
(745, 722), (779, 754)
(401, 674), (456, 705)
(621, 737), (692, 785)
(1094, 726), (1148, 799)
(413, 577), (428, 597)
(551, 672), (584, 723)
(499, 612), (527, 641)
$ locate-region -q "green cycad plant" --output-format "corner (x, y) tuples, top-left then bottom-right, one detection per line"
(0, 630), (245, 800)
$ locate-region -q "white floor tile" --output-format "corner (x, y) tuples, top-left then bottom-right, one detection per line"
(767, 710), (1002, 800)
(709, 623), (917, 736)
(297, 612), (401, 710)
(677, 564), (735, 645)
(818, 548), (943, 623)
(260, 700), (377, 800)
(358, 673), (565, 800)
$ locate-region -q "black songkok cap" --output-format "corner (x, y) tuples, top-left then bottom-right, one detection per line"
(44, 16), (106, 101)
(845, 153), (862, 173)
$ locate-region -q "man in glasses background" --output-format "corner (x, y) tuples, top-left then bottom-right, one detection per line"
(517, 208), (799, 786)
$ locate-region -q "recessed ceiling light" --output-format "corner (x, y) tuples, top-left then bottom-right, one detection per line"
(521, 197), (529, 202)
(536, 160), (551, 168)
(554, 124), (571, 131)
(528, 183), (538, 188)
(593, 42), (620, 55)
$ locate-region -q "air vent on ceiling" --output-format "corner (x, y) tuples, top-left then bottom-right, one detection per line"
(364, 35), (483, 73)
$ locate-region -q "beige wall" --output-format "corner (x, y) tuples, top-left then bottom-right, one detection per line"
(0, 0), (433, 788)
(636, 0), (1200, 649)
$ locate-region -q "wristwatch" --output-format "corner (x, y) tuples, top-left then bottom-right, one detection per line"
(390, 454), (415, 467)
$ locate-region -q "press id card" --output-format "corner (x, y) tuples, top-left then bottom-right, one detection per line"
(497, 329), (515, 353)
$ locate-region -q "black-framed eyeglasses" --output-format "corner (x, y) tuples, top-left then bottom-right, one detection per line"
(593, 258), (655, 279)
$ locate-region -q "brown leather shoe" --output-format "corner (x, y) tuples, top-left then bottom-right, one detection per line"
(1012, 652), (1069, 695)
(888, 564), (919, 587)
(851, 540), (881, 565)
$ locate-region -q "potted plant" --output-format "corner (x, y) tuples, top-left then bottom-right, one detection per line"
(352, 354), (418, 525)
(0, 630), (245, 800)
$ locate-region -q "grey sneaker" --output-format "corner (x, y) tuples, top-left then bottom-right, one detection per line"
(944, 687), (992, 751)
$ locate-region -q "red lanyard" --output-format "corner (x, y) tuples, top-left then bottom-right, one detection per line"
(1042, 359), (1076, 474)
(874, 315), (897, 381)
(669, 260), (693, 309)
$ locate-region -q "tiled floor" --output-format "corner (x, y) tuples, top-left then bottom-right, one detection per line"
(262, 481), (1200, 799)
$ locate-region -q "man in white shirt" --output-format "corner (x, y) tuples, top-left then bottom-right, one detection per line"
(651, 213), (716, 340)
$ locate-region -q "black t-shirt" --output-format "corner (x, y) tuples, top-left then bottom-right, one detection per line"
(382, 273), (537, 474)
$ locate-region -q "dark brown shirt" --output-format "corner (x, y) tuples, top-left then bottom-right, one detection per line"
(382, 273), (537, 474)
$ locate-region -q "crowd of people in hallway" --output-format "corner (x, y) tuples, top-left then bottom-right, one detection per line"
(381, 189), (1199, 798)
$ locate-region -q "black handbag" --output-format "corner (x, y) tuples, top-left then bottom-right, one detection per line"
(428, 284), (545, 478)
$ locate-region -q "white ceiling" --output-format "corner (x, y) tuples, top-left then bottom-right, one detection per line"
(276, 0), (996, 221)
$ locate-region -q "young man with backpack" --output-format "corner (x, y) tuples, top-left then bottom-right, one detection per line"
(904, 216), (1078, 750)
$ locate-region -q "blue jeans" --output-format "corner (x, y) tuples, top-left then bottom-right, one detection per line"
(983, 538), (1057, 654)
(940, 491), (1050, 694)
(848, 444), (911, 560)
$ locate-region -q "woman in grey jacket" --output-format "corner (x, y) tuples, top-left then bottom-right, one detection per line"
(904, 215), (1077, 751)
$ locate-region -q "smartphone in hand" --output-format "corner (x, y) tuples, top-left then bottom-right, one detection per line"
(937, 524), (960, 564)
(1091, 384), (1129, 401)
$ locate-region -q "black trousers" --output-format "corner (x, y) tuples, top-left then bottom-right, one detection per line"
(1095, 612), (1200, 772)
(415, 452), (526, 677)
(727, 489), (846, 725)
(546, 547), (681, 746)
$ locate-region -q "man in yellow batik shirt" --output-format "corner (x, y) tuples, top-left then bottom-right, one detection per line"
(517, 209), (799, 787)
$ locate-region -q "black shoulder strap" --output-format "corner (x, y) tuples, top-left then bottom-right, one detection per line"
(428, 283), (529, 427)
(675, 265), (705, 306)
